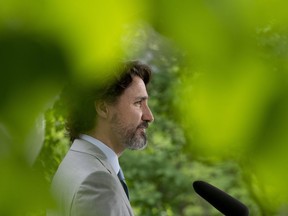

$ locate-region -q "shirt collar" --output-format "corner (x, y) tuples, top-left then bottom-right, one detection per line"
(79, 134), (120, 174)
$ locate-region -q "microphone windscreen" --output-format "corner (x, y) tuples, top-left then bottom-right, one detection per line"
(193, 180), (249, 216)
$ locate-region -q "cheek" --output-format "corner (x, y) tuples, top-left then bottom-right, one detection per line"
(115, 103), (143, 124)
(124, 107), (142, 124)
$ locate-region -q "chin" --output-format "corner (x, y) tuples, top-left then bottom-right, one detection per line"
(126, 133), (147, 150)
(129, 139), (147, 150)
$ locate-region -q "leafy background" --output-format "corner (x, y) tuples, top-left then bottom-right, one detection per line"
(1, 0), (288, 215)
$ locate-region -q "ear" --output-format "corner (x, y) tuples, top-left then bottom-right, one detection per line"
(95, 101), (109, 119)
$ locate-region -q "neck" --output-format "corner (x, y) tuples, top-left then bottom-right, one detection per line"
(86, 128), (125, 157)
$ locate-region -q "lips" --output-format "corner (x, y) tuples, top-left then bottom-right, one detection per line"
(137, 123), (148, 135)
(138, 126), (147, 130)
(137, 121), (148, 130)
(138, 128), (146, 134)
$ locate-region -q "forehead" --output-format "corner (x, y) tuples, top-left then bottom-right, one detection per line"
(119, 76), (148, 100)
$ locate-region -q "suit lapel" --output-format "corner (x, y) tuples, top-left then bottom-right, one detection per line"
(70, 139), (132, 206)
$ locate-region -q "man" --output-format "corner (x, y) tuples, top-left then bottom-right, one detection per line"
(48, 61), (154, 216)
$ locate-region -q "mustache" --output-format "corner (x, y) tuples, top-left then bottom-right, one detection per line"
(137, 121), (149, 129)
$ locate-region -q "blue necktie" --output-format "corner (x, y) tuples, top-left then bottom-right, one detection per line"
(117, 168), (129, 200)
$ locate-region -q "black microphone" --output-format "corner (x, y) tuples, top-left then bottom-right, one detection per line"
(193, 180), (249, 216)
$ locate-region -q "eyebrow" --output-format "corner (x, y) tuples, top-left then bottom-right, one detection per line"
(134, 96), (149, 101)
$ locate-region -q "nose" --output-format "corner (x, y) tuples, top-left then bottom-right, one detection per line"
(142, 105), (154, 123)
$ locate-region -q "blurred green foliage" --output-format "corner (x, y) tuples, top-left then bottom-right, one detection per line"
(120, 33), (261, 215)
(1, 0), (288, 215)
(34, 27), (261, 215)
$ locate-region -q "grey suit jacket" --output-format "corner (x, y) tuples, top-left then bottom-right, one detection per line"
(47, 139), (134, 216)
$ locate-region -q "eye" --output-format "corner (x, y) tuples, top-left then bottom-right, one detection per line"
(134, 100), (142, 106)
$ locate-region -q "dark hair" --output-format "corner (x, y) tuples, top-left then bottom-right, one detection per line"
(60, 61), (152, 141)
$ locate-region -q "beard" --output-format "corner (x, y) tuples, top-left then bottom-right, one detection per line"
(111, 114), (148, 150)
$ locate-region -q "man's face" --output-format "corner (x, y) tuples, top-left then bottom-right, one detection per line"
(108, 76), (154, 150)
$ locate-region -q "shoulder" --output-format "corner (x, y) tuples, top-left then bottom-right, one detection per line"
(50, 140), (113, 209)
(50, 139), (134, 216)
(55, 139), (112, 176)
(51, 140), (113, 191)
